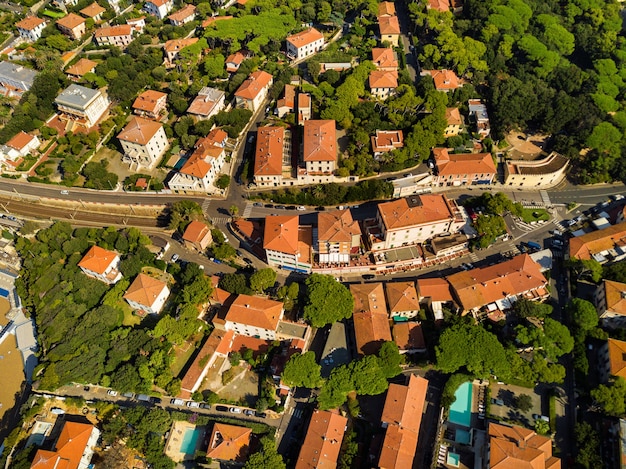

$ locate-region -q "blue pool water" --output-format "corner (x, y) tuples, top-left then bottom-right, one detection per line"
(449, 381), (472, 427)
(180, 428), (202, 455)
(0, 288), (8, 298)
(455, 428), (471, 444)
(447, 452), (461, 466)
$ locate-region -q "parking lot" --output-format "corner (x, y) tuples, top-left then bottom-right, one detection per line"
(488, 382), (543, 428)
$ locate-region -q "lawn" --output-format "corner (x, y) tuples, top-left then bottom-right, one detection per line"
(42, 9), (66, 18)
(520, 208), (550, 223)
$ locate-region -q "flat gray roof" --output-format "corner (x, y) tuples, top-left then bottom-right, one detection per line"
(55, 84), (100, 108)
(0, 61), (37, 87)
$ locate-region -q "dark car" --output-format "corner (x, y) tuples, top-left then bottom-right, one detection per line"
(315, 206), (326, 211)
(257, 412), (267, 418)
(264, 204), (274, 208)
(286, 205), (297, 210)
(362, 274), (376, 280)
(215, 405), (229, 412)
(150, 397), (162, 405)
(253, 202), (263, 207)
(276, 205), (285, 210)
(244, 409), (255, 416)
(243, 257), (253, 265)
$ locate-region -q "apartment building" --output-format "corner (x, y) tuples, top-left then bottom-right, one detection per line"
(144, 0), (173, 19)
(285, 27), (324, 60)
(263, 215), (312, 273)
(296, 410), (347, 469)
(15, 16), (46, 41)
(253, 126), (291, 187)
(223, 294), (284, 340)
(94, 24), (133, 47)
(431, 147), (496, 186)
(56, 13), (85, 40)
(55, 84), (109, 128)
(302, 119), (336, 175)
(117, 116), (169, 169)
(234, 70), (273, 111)
(317, 209), (361, 264)
(0, 62), (36, 97)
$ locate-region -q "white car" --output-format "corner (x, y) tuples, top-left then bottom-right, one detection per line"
(297, 206), (306, 211)
(60, 190), (69, 195)
(107, 390), (118, 396)
(229, 407), (242, 414)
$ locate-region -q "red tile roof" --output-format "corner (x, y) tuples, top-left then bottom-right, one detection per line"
(78, 245), (118, 274)
(57, 13), (85, 30)
(378, 15), (400, 35)
(433, 147), (496, 176)
(296, 410), (347, 469)
(163, 37), (198, 53)
(604, 280), (626, 317)
(350, 282), (388, 315)
(117, 116), (163, 145)
(123, 273), (168, 309)
(446, 107), (462, 126)
(422, 69), (461, 91)
(317, 209), (360, 244)
(65, 58), (97, 77)
(416, 277), (453, 302)
(372, 47), (398, 70)
(7, 131), (36, 151)
(489, 422), (561, 469)
(393, 321), (426, 351)
(303, 119), (336, 162)
(225, 51), (245, 72)
(94, 24), (132, 38)
(182, 220), (210, 243)
(607, 338), (626, 379)
(385, 281), (419, 313)
(180, 329), (234, 395)
(569, 221), (626, 260)
(371, 129), (403, 153)
(31, 421), (95, 469)
(264, 215), (299, 254)
(80, 2), (106, 18)
(254, 126), (285, 177)
(16, 16), (45, 31)
(378, 194), (456, 230)
(225, 294), (283, 331)
(234, 70), (273, 100)
(168, 4), (196, 22)
(132, 89), (166, 113)
(286, 27), (324, 48)
(179, 128), (227, 178)
(377, 1), (396, 16)
(369, 70), (398, 89)
(206, 423), (251, 462)
(353, 310), (392, 356)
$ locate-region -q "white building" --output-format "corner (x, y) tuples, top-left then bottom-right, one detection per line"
(77, 245), (122, 284)
(234, 70), (273, 112)
(0, 131), (39, 169)
(144, 0), (173, 19)
(55, 84), (109, 128)
(223, 294), (285, 340)
(285, 27), (324, 60)
(0, 62), (37, 97)
(302, 119), (336, 175)
(94, 24), (133, 48)
(263, 215), (313, 273)
(15, 17), (46, 42)
(117, 116), (169, 169)
(123, 273), (170, 316)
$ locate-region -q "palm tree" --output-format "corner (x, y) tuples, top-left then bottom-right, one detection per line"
(230, 204), (239, 217)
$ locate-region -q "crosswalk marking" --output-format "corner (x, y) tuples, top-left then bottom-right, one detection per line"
(201, 198), (211, 215)
(242, 202), (253, 218)
(211, 216), (232, 225)
(540, 190), (551, 206)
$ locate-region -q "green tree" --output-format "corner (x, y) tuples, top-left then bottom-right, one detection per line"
(281, 351), (322, 388)
(219, 273), (251, 294)
(249, 268), (277, 293)
(567, 298), (599, 332)
(511, 299), (552, 319)
(534, 419), (550, 435)
(215, 174), (230, 190)
(303, 274), (354, 327)
(591, 377), (626, 416)
(212, 243), (236, 260)
(575, 422), (602, 468)
(168, 200), (204, 232)
(243, 436), (286, 469)
(514, 393), (533, 412)
(377, 341), (403, 378)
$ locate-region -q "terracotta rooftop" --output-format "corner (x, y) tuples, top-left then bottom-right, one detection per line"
(371, 129), (403, 153)
(277, 84), (295, 110)
(147, 0), (171, 6)
(80, 2), (106, 18)
(117, 116), (163, 145)
(377, 194), (455, 230)
(604, 280), (626, 317)
(428, 0), (450, 11)
(377, 1), (396, 16)
(286, 27), (324, 48)
(78, 245), (118, 274)
(57, 13), (85, 30)
(264, 215), (299, 254)
(123, 273), (168, 308)
(164, 37), (198, 53)
(225, 293), (283, 331)
(446, 254), (548, 312)
(168, 4), (196, 22)
(353, 310), (392, 356)
(234, 70), (273, 100)
(94, 24), (132, 38)
(182, 220), (210, 244)
(296, 410), (347, 469)
(369, 70), (398, 89)
(254, 126), (285, 177)
(372, 47), (398, 69)
(303, 119), (336, 162)
(385, 281), (420, 313)
(378, 423), (418, 469)
(378, 15), (400, 35)
(445, 107), (463, 126)
(569, 221), (626, 260)
(607, 338), (626, 379)
(489, 422), (561, 469)
(422, 69), (461, 91)
(31, 421), (95, 469)
(180, 329), (234, 395)
(416, 277), (453, 302)
(317, 209), (360, 244)
(65, 58), (97, 77)
(225, 51), (245, 71)
(186, 88), (224, 117)
(433, 147), (496, 176)
(133, 89), (167, 113)
(15, 16), (45, 31)
(6, 131), (36, 151)
(206, 423), (251, 462)
(393, 321), (426, 351)
(350, 282), (387, 315)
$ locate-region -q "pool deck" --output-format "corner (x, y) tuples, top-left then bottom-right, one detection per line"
(165, 421), (205, 463)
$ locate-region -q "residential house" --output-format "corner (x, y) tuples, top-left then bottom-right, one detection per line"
(264, 215), (312, 273)
(371, 129), (403, 159)
(168, 128), (228, 193)
(427, 0), (450, 11)
(0, 131), (40, 169)
(65, 58), (97, 81)
(15, 17), (46, 41)
(223, 294), (284, 340)
(377, 1), (395, 16)
(297, 92), (311, 124)
(594, 279), (626, 329)
(31, 421), (100, 469)
(55, 84), (109, 128)
(182, 220), (212, 251)
(186, 87), (225, 120)
(123, 273), (170, 316)
(56, 13), (86, 40)
(392, 321), (426, 354)
(225, 51), (245, 73)
(106, 0), (120, 13)
(163, 37), (199, 67)
(295, 410), (347, 469)
(234, 70), (273, 112)
(365, 194), (466, 251)
(132, 89), (167, 120)
(369, 70), (398, 100)
(353, 310), (392, 356)
(302, 119), (336, 175)
(468, 98), (490, 138)
(144, 0), (173, 19)
(94, 24), (133, 48)
(317, 209), (361, 264)
(377, 15), (400, 46)
(253, 126), (290, 187)
(444, 107), (463, 137)
(431, 147), (496, 186)
(385, 281), (420, 320)
(276, 84), (295, 118)
(77, 245), (122, 284)
(568, 221), (626, 262)
(127, 16), (146, 33)
(0, 61), (37, 97)
(351, 282), (388, 315)
(79, 2), (106, 22)
(421, 69), (461, 92)
(286, 27), (324, 60)
(486, 422), (561, 469)
(205, 423), (251, 462)
(416, 277), (455, 320)
(372, 47), (398, 71)
(446, 253), (549, 315)
(117, 116), (169, 169)
(504, 152), (569, 189)
(378, 375), (429, 468)
(600, 338), (626, 383)
(168, 4), (196, 26)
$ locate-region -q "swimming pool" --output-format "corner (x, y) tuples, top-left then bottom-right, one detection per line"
(447, 452), (461, 467)
(449, 381), (472, 427)
(0, 288), (8, 298)
(455, 428), (471, 444)
(180, 427), (202, 455)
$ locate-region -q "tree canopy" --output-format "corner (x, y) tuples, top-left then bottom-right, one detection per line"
(303, 274), (354, 327)
(281, 351), (322, 388)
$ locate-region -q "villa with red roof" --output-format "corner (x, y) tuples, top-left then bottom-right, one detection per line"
(65, 58), (97, 81)
(117, 116), (169, 169)
(127, 16), (146, 33)
(385, 281), (420, 320)
(123, 273), (170, 316)
(225, 51), (245, 73)
(144, 0), (173, 19)
(168, 128), (228, 194)
(263, 215), (312, 273)
(163, 37), (199, 67)
(78, 245), (122, 284)
(378, 15), (400, 46)
(182, 220), (212, 251)
(317, 209), (361, 264)
(222, 294), (285, 340)
(80, 2), (106, 22)
(486, 422), (561, 469)
(286, 27), (324, 60)
(206, 423), (251, 462)
(371, 129), (403, 159)
(421, 69), (462, 92)
(431, 147), (497, 186)
(16, 16), (46, 41)
(372, 47), (398, 71)
(234, 70), (273, 111)
(31, 421), (100, 469)
(377, 375), (429, 468)
(296, 410), (347, 469)
(94, 24), (133, 48)
(302, 119), (336, 178)
(444, 107), (463, 137)
(186, 87), (225, 120)
(369, 70), (398, 100)
(351, 282), (388, 315)
(132, 90), (167, 120)
(56, 13), (85, 40)
(365, 194), (466, 251)
(168, 4), (196, 26)
(0, 131), (39, 168)
(594, 279), (626, 329)
(253, 126), (290, 187)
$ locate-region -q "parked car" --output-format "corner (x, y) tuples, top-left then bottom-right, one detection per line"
(532, 414), (549, 422)
(264, 204), (274, 208)
(315, 206), (326, 211)
(150, 397), (162, 405)
(171, 398), (185, 406)
(362, 274), (376, 280)
(107, 390), (118, 396)
(200, 403), (211, 410)
(229, 407), (242, 414)
(491, 398), (504, 406)
(215, 405), (229, 412)
(253, 202), (263, 207)
(243, 257), (253, 265)
(552, 239), (564, 247)
(171, 254), (180, 262)
(122, 392), (135, 399)
(244, 409), (255, 416)
(187, 401), (200, 408)
(286, 205), (297, 210)
(60, 190), (69, 195)
(297, 206), (306, 211)
(526, 241), (542, 251)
